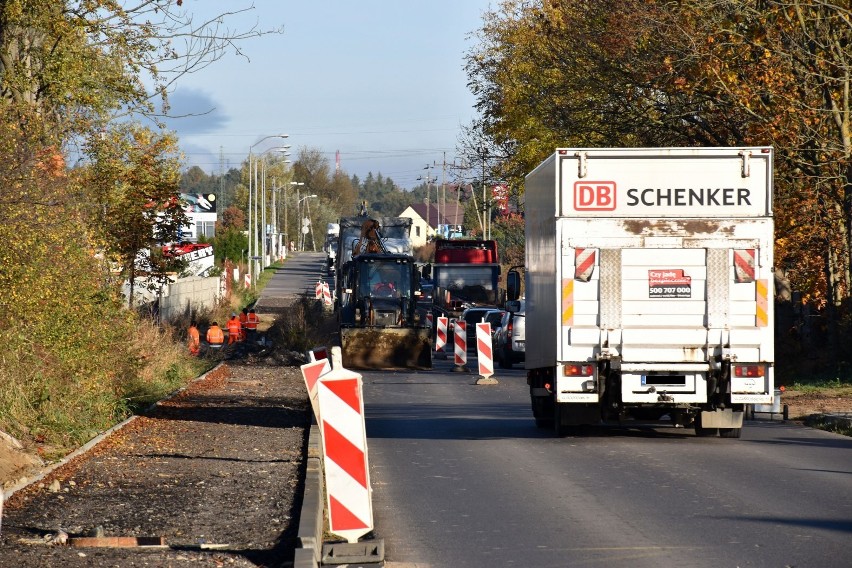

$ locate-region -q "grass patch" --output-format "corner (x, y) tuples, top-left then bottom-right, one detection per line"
(785, 377), (852, 394)
(804, 415), (852, 437)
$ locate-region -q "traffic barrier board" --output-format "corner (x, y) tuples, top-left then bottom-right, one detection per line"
(454, 321), (467, 367)
(476, 322), (494, 380)
(317, 367), (373, 543)
(436, 317), (448, 351)
(301, 358), (331, 423)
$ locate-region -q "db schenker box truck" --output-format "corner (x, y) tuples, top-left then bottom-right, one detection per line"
(522, 148), (774, 437)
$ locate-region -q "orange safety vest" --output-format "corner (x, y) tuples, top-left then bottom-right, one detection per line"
(188, 326), (200, 354)
(227, 318), (241, 342)
(246, 312), (259, 330)
(206, 325), (224, 345)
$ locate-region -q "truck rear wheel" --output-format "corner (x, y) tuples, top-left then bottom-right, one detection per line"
(719, 427), (742, 438)
(531, 393), (554, 429)
(694, 413), (718, 437)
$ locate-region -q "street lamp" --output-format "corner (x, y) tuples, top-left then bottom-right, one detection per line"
(258, 148), (290, 267)
(298, 194), (317, 251)
(287, 181), (304, 253)
(248, 134), (288, 286)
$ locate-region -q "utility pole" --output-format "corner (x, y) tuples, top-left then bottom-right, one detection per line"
(219, 146), (226, 210)
(434, 152), (448, 238)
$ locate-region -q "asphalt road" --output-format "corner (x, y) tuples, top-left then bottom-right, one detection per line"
(363, 357), (852, 568)
(259, 252), (330, 300)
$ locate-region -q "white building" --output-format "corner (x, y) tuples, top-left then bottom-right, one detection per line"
(180, 192), (218, 241)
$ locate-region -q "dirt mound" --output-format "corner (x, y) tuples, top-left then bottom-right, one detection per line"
(0, 432), (44, 491)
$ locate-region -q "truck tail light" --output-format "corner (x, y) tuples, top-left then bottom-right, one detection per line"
(732, 364), (766, 378)
(564, 364), (595, 377)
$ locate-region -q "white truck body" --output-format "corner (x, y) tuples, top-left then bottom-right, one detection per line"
(524, 148), (774, 435)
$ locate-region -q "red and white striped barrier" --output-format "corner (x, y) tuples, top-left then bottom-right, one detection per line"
(322, 281), (333, 306)
(734, 249), (756, 283)
(315, 280), (323, 299)
(426, 312), (433, 330)
(300, 358), (331, 422)
(454, 321), (467, 367)
(244, 274), (251, 289)
(318, 367), (373, 543)
(436, 317), (448, 351)
(476, 322), (494, 380)
(574, 247), (596, 281)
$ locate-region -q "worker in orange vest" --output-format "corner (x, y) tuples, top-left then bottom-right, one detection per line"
(245, 308), (259, 342)
(188, 321), (200, 356)
(239, 308), (249, 341)
(227, 312), (242, 344)
(206, 321), (224, 350)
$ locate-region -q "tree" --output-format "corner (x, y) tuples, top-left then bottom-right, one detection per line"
(0, 1), (281, 137)
(81, 123), (187, 307)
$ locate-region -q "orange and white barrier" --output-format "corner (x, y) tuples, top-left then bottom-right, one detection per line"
(322, 281), (333, 306)
(476, 322), (494, 380)
(435, 317), (448, 351)
(734, 249), (756, 283)
(317, 365), (373, 543)
(300, 357), (331, 422)
(426, 312), (433, 330)
(574, 247), (596, 281)
(454, 321), (467, 367)
(244, 274), (251, 289)
(315, 280), (323, 299)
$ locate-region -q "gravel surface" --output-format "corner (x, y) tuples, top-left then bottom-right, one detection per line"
(0, 357), (311, 568)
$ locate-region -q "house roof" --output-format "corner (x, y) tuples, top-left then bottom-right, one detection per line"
(409, 200), (464, 229)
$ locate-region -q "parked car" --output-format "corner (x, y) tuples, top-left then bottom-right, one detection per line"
(457, 307), (504, 351)
(495, 299), (525, 368)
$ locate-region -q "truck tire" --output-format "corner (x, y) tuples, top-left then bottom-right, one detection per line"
(554, 403), (574, 437)
(532, 393), (554, 429)
(694, 413), (718, 437)
(719, 427), (742, 438)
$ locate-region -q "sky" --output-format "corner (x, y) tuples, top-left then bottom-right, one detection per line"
(163, 1), (494, 190)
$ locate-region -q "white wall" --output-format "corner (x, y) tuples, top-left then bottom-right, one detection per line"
(399, 206), (433, 248)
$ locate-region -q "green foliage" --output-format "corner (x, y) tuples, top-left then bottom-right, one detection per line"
(490, 213), (525, 269)
(351, 172), (411, 216)
(788, 377), (852, 392)
(213, 227), (249, 265)
(0, 2), (278, 456)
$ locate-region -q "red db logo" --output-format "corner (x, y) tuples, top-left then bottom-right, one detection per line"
(574, 182), (616, 211)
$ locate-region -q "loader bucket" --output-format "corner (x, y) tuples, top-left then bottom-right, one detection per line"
(340, 327), (432, 370)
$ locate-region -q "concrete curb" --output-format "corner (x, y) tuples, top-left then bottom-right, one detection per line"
(2, 363), (226, 502)
(295, 423), (324, 568)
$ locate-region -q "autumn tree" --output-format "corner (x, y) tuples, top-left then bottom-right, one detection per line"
(466, 0), (852, 352)
(81, 124), (187, 306)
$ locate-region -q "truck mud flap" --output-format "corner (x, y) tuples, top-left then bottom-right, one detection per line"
(341, 327), (432, 370)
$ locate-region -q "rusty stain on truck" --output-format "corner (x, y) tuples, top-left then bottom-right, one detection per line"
(620, 219), (736, 236)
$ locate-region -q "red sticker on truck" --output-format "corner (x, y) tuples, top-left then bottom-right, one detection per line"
(648, 269), (692, 298)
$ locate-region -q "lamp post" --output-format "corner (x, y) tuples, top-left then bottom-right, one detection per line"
(298, 194), (317, 251)
(260, 148), (291, 267)
(248, 134), (288, 287)
(287, 181), (304, 253)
